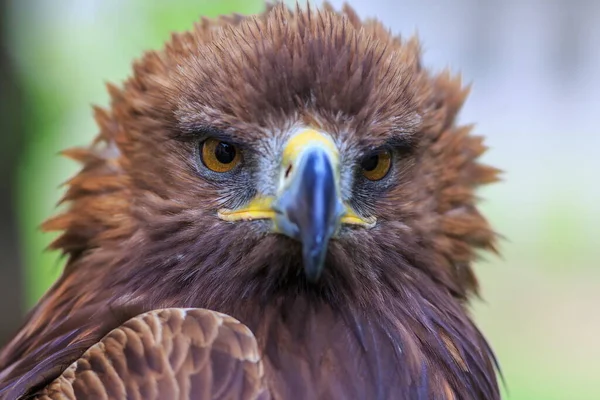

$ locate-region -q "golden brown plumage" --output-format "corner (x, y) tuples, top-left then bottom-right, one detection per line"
(0, 3), (500, 399)
(37, 309), (267, 400)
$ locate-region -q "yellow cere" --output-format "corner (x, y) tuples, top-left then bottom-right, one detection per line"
(281, 129), (339, 169)
(217, 196), (275, 221)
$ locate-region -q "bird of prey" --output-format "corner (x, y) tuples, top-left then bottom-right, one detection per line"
(0, 3), (501, 399)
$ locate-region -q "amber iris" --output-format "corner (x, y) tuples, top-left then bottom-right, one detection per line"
(201, 138), (241, 172)
(361, 149), (392, 180)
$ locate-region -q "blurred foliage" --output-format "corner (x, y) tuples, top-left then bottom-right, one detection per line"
(9, 1), (599, 399)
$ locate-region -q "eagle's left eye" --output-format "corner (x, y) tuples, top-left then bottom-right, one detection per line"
(360, 148), (392, 181)
(200, 138), (241, 173)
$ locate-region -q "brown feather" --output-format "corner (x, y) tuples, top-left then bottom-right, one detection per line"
(34, 309), (267, 400)
(0, 3), (500, 399)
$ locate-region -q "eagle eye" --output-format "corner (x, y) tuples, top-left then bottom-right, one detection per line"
(361, 148), (392, 181)
(200, 138), (241, 173)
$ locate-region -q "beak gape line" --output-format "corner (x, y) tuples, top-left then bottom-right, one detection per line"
(218, 129), (376, 281)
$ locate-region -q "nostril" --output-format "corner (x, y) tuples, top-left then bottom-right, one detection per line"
(285, 164), (293, 178)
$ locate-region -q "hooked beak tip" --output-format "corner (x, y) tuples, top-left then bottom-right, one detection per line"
(274, 143), (341, 281)
(302, 239), (329, 281)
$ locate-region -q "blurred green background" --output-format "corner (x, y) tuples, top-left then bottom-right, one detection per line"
(0, 1), (598, 399)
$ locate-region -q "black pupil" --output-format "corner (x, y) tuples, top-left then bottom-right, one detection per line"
(215, 142), (236, 164)
(361, 154), (380, 171)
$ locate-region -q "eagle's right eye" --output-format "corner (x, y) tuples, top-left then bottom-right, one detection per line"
(200, 138), (241, 173)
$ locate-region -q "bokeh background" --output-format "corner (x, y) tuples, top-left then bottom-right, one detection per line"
(0, 0), (598, 399)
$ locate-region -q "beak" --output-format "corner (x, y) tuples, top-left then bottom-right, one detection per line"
(272, 134), (345, 281)
(218, 129), (375, 281)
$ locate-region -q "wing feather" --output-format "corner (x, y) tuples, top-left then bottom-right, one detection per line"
(33, 308), (268, 400)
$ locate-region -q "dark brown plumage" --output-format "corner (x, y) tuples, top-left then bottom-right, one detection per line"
(0, 3), (501, 399)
